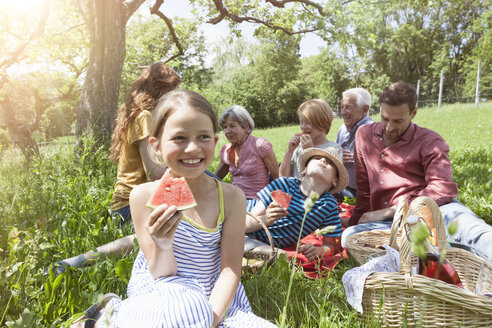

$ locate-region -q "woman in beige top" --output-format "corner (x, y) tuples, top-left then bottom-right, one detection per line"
(109, 63), (181, 224)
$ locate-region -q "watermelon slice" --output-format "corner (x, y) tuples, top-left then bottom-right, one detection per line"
(270, 190), (292, 209)
(146, 171), (197, 210)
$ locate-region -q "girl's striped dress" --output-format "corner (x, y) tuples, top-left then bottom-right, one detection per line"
(99, 180), (277, 328)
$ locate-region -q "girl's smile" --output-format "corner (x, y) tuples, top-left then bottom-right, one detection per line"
(181, 158), (203, 166)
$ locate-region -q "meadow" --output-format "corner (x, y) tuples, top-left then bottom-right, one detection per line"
(0, 102), (491, 327)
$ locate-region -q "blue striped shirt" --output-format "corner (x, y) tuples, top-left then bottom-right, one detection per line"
(249, 177), (342, 248)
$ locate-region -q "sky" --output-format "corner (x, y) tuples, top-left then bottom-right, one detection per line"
(138, 0), (326, 60)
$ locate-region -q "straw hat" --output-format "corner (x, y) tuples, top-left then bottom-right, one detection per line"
(297, 147), (349, 194)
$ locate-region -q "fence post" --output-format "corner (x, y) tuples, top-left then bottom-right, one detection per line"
(475, 60), (481, 108)
(438, 70), (444, 109)
(416, 79), (420, 108)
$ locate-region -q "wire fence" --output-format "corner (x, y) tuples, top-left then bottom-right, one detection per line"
(332, 93), (492, 116)
(417, 93), (492, 106)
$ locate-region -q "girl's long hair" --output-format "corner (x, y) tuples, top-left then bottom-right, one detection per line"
(108, 63), (181, 163)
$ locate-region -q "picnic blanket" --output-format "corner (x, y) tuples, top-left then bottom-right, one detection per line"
(282, 203), (353, 278)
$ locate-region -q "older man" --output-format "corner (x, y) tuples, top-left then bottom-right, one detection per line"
(336, 88), (374, 198)
(341, 81), (492, 262)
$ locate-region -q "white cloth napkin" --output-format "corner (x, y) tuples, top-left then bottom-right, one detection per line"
(342, 244), (400, 313)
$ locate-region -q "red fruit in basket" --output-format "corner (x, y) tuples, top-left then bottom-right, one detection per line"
(418, 253), (463, 288)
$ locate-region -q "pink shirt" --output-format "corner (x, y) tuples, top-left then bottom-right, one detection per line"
(219, 135), (273, 199)
(350, 122), (458, 225)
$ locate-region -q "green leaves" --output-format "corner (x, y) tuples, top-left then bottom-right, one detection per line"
(447, 220), (458, 236)
(115, 258), (134, 284)
(303, 191), (319, 212)
(410, 223), (430, 260)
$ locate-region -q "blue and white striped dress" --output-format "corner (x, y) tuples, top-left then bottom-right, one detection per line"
(99, 180), (277, 328)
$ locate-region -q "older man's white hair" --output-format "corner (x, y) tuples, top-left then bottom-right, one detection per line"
(342, 88), (371, 109)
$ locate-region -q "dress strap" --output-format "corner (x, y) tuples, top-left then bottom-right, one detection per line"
(216, 179), (225, 223)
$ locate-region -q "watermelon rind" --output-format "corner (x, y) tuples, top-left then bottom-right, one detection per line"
(176, 202), (197, 211)
(316, 225), (337, 235)
(145, 202), (197, 211)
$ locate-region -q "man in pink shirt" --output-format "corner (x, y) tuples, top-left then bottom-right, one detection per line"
(341, 81), (492, 261)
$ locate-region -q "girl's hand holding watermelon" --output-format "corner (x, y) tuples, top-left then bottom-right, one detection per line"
(286, 134), (302, 152)
(146, 203), (183, 248)
(298, 132), (313, 150)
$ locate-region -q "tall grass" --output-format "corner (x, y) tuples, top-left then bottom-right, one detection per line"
(1, 103), (491, 327)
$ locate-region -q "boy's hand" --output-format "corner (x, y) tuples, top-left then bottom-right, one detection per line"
(298, 243), (319, 260)
(147, 204), (183, 249)
(264, 201), (287, 225)
(287, 134), (301, 152)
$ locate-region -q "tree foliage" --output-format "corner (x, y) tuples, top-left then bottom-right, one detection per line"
(345, 0), (490, 104)
(0, 0), (85, 157)
(1, 0), (491, 143)
(122, 13), (212, 98)
(205, 30), (310, 127)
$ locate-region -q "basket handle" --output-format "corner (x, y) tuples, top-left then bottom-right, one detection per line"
(399, 196), (447, 275)
(388, 196), (409, 249)
(246, 212), (276, 254)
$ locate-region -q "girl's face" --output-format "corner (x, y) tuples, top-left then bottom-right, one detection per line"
(222, 117), (249, 146)
(153, 106), (218, 178)
(299, 115), (324, 139)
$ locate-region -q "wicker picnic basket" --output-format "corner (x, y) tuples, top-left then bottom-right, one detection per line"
(345, 196), (409, 265)
(242, 212), (278, 274)
(361, 196), (492, 327)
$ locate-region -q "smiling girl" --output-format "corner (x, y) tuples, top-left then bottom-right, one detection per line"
(73, 90), (277, 328)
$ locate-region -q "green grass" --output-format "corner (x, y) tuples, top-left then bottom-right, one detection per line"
(1, 102), (491, 327)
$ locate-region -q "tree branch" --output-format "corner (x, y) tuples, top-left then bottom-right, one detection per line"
(123, 0), (147, 22)
(207, 0), (322, 35)
(49, 23), (86, 37)
(264, 0), (325, 15)
(150, 0), (185, 63)
(0, 0), (50, 70)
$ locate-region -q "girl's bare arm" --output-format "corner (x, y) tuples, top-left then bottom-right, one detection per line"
(208, 183), (246, 327)
(130, 183), (182, 279)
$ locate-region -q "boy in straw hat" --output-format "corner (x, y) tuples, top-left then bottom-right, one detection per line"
(245, 146), (349, 260)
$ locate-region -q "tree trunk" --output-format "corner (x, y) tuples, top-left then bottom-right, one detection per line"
(75, 0), (145, 142)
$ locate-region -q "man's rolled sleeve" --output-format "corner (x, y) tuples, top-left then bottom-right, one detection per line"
(413, 134), (458, 205)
